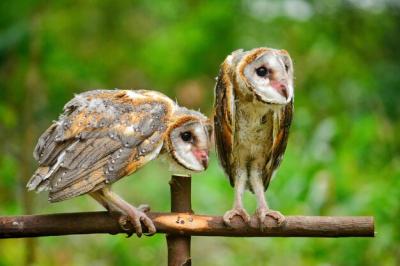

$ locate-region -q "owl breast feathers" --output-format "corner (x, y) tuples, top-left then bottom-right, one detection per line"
(27, 89), (211, 202)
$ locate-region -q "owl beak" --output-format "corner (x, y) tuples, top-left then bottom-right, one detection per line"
(193, 149), (209, 169)
(270, 80), (288, 99)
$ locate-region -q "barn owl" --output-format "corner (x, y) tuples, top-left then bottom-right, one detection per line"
(213, 47), (293, 228)
(27, 89), (211, 237)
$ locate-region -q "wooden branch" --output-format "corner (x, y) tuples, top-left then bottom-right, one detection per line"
(0, 212), (374, 239)
(166, 175), (192, 266)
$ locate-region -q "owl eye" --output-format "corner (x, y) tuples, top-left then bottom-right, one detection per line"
(255, 66), (269, 77)
(180, 131), (192, 142)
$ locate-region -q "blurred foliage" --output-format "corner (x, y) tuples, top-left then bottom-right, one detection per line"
(1, 0), (400, 265)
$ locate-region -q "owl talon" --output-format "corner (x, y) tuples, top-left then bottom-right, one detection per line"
(118, 215), (134, 237)
(127, 209), (156, 237)
(223, 208), (250, 226)
(118, 209), (156, 237)
(255, 207), (285, 229)
(140, 213), (157, 236)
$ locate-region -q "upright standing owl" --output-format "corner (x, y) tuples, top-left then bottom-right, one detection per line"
(27, 89), (211, 236)
(213, 48), (294, 228)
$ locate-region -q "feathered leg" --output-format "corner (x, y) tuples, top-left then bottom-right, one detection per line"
(249, 169), (285, 229)
(91, 187), (155, 237)
(90, 191), (150, 213)
(223, 169), (250, 226)
(90, 191), (118, 212)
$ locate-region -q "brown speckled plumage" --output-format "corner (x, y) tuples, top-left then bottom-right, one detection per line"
(213, 48), (294, 228)
(28, 89), (211, 236)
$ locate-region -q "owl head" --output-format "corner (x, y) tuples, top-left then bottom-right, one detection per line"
(223, 47), (294, 104)
(165, 107), (212, 172)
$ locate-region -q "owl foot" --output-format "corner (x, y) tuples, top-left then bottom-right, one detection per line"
(118, 207), (156, 238)
(255, 207), (285, 229)
(223, 208), (251, 226)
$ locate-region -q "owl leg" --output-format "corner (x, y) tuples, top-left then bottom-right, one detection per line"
(223, 170), (250, 226)
(91, 191), (151, 214)
(96, 187), (156, 237)
(90, 191), (119, 212)
(249, 170), (285, 229)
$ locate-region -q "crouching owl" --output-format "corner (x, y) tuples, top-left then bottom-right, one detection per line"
(27, 89), (211, 236)
(213, 48), (294, 228)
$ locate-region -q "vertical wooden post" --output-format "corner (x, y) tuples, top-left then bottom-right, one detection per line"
(166, 175), (192, 266)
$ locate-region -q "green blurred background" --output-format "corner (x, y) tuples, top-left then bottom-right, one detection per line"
(1, 0), (399, 265)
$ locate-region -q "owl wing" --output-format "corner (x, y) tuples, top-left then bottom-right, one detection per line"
(27, 90), (174, 202)
(262, 100), (293, 190)
(214, 67), (236, 186)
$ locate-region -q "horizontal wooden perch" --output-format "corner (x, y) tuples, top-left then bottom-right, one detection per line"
(0, 211), (374, 238)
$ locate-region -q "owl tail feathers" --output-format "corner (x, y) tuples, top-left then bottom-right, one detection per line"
(27, 166), (51, 192)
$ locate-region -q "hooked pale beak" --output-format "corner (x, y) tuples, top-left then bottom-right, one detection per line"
(270, 80), (288, 99)
(192, 149), (209, 169)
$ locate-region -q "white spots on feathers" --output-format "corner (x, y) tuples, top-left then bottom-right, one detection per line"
(124, 125), (137, 134)
(108, 132), (116, 139)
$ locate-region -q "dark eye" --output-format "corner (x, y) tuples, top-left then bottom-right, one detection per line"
(180, 131), (192, 142)
(255, 66), (268, 77)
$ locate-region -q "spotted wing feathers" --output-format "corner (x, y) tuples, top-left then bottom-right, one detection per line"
(28, 90), (172, 202)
